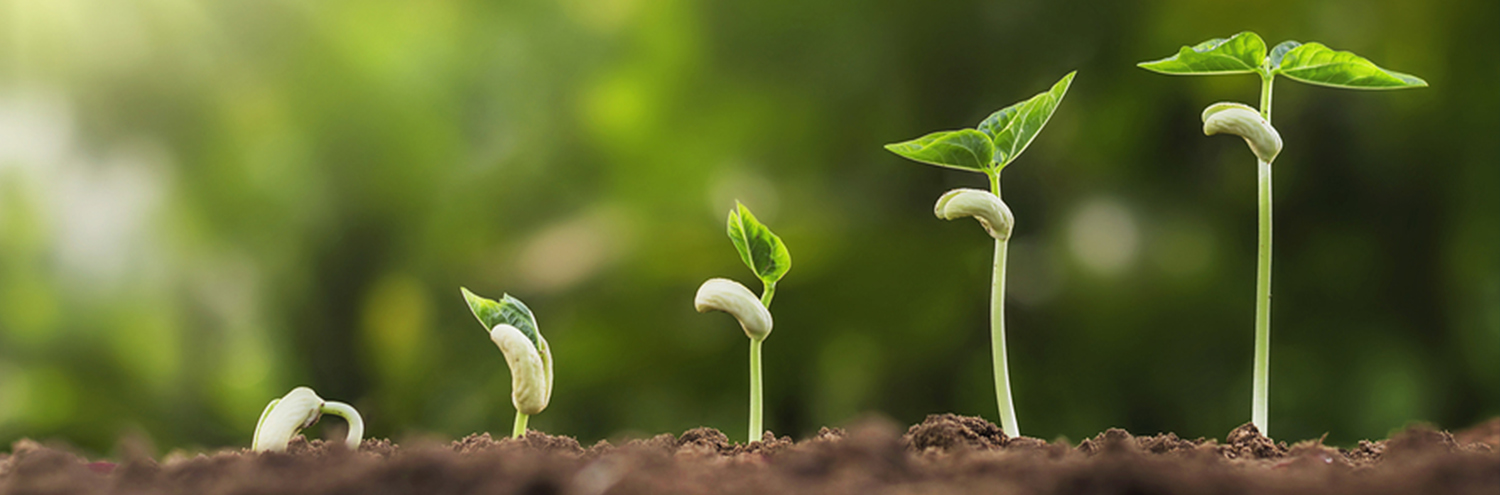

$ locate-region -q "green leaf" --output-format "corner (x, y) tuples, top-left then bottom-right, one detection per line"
(727, 202), (790, 285)
(461, 288), (541, 348)
(1274, 42), (1428, 89)
(977, 71), (1076, 169)
(1137, 32), (1267, 75)
(1268, 40), (1301, 69)
(883, 129), (996, 173)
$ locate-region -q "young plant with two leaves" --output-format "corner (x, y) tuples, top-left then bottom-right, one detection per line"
(1138, 32), (1426, 436)
(462, 288), (555, 438)
(694, 202), (790, 443)
(883, 71), (1075, 438)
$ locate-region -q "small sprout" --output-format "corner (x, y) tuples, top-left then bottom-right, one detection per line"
(462, 288), (555, 438)
(697, 201), (789, 443)
(1139, 31), (1425, 436)
(694, 278), (773, 340)
(883, 71), (1075, 438)
(1201, 102), (1282, 163)
(934, 188), (1014, 241)
(251, 386), (364, 452)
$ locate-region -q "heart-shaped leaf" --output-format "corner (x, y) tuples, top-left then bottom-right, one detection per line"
(462, 288), (541, 348)
(977, 71), (1075, 169)
(883, 129), (996, 173)
(1274, 42), (1427, 89)
(727, 202), (790, 286)
(1138, 32), (1267, 75)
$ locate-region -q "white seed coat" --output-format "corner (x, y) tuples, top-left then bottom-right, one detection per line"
(934, 188), (1015, 240)
(252, 387), (363, 452)
(694, 278), (773, 341)
(1202, 102), (1282, 163)
(490, 324), (553, 414)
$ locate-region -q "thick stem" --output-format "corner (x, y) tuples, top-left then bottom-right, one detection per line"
(1251, 73), (1275, 437)
(319, 401), (365, 450)
(748, 337), (764, 443)
(512, 411), (530, 438)
(991, 238), (1019, 437)
(1252, 158), (1273, 436)
(746, 281), (774, 443)
(1260, 75), (1274, 123)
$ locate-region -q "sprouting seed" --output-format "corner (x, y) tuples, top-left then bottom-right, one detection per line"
(252, 386), (364, 452)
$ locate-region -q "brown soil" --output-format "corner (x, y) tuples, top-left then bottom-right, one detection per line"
(2, 415), (1496, 495)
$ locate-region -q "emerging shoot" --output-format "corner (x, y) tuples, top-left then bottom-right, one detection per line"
(884, 71), (1075, 438)
(695, 201), (790, 443)
(462, 288), (555, 438)
(1139, 31), (1426, 436)
(252, 386), (364, 452)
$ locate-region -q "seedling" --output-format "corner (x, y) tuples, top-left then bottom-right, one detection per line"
(252, 386), (364, 452)
(1139, 32), (1426, 436)
(462, 288), (555, 438)
(883, 71), (1075, 437)
(695, 201), (790, 443)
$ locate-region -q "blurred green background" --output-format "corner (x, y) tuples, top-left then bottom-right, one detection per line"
(1, 0), (1496, 455)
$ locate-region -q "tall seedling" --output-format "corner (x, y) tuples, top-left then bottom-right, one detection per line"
(1139, 32), (1426, 436)
(695, 202), (790, 443)
(883, 71), (1076, 437)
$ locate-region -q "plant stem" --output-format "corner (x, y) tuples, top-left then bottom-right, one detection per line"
(319, 401), (365, 450)
(512, 411), (529, 438)
(1251, 74), (1275, 436)
(991, 237), (1019, 437)
(985, 170), (1019, 437)
(1260, 74), (1274, 122)
(745, 281), (775, 443)
(1251, 159), (1273, 436)
(748, 337), (764, 443)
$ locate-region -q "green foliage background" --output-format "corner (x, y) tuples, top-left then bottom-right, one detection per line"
(1, 0), (1495, 454)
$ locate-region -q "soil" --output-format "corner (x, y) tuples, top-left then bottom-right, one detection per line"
(2, 415), (1496, 495)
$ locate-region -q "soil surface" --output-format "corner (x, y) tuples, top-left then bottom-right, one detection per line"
(2, 415), (1496, 495)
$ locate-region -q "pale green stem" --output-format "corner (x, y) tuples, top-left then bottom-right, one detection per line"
(512, 411), (530, 438)
(748, 337), (764, 443)
(991, 238), (1019, 437)
(986, 170), (1019, 436)
(1260, 74), (1274, 122)
(319, 401), (364, 450)
(1251, 74), (1275, 436)
(745, 281), (775, 444)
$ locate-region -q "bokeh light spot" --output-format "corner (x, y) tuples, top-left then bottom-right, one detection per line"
(1067, 197), (1140, 277)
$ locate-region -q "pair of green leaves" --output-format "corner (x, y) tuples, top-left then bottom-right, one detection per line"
(462, 287), (543, 349)
(727, 201), (790, 291)
(1138, 31), (1427, 89)
(884, 71), (1076, 175)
